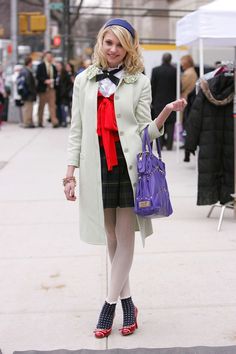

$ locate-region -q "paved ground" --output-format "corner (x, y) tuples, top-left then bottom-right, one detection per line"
(0, 121), (236, 354)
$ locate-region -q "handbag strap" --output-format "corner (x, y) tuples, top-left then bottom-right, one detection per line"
(143, 126), (162, 159)
(156, 136), (162, 159)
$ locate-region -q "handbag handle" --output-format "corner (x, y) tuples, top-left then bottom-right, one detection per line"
(143, 126), (162, 159)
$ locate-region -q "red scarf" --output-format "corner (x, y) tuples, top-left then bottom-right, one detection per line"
(97, 92), (120, 171)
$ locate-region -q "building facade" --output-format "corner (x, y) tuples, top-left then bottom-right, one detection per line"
(112, 0), (213, 43)
(112, 0), (171, 43)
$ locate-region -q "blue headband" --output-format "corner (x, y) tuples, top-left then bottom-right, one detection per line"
(104, 18), (135, 38)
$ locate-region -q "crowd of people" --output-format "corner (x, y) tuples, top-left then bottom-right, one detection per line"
(150, 52), (199, 155)
(0, 51), (80, 129)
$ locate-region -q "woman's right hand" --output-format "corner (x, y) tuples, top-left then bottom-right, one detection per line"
(64, 181), (77, 201)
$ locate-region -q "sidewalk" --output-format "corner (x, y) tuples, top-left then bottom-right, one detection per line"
(0, 122), (236, 354)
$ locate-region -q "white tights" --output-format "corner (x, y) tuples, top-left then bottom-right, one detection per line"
(104, 207), (135, 304)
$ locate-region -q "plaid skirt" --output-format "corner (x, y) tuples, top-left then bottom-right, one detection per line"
(100, 140), (134, 209)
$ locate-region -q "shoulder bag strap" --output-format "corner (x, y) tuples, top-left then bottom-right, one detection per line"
(143, 126), (162, 160)
(156, 138), (162, 160)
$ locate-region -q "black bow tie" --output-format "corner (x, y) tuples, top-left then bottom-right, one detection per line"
(96, 66), (123, 86)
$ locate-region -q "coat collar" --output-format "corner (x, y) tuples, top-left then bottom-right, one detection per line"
(200, 78), (234, 106)
(86, 64), (141, 84)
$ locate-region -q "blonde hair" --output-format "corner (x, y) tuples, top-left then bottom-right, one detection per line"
(181, 55), (195, 68)
(93, 25), (144, 74)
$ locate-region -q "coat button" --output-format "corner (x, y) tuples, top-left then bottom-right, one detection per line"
(115, 95), (120, 100)
(117, 114), (121, 118)
(119, 131), (124, 136)
(133, 182), (137, 187)
(129, 165), (133, 170)
(124, 148), (128, 153)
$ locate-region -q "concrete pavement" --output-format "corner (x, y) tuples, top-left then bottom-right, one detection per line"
(0, 122), (236, 354)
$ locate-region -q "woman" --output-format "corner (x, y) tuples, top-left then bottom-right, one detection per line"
(0, 66), (6, 124)
(64, 18), (186, 338)
(180, 55), (198, 100)
(55, 61), (73, 127)
(180, 55), (198, 162)
(65, 62), (75, 122)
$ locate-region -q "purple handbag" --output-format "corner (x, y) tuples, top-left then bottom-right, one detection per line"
(134, 127), (173, 218)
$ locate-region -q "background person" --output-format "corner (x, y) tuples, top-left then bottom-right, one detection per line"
(180, 54), (198, 161)
(65, 62), (75, 123)
(151, 52), (177, 150)
(11, 64), (23, 108)
(20, 56), (37, 128)
(180, 55), (198, 100)
(0, 66), (6, 125)
(55, 61), (73, 127)
(64, 18), (186, 339)
(76, 58), (92, 75)
(36, 51), (59, 128)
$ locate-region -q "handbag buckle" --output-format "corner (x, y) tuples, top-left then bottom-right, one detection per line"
(139, 200), (151, 208)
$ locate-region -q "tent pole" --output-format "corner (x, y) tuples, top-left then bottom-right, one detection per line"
(199, 38), (204, 77)
(176, 47), (181, 162)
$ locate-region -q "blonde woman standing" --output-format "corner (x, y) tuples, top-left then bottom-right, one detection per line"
(64, 18), (186, 338)
(180, 54), (198, 99)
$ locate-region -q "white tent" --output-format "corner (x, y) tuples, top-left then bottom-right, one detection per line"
(176, 0), (236, 77)
(176, 0), (236, 48)
(176, 0), (236, 216)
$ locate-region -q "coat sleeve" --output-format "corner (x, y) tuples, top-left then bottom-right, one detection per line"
(36, 64), (45, 85)
(67, 74), (82, 167)
(135, 75), (164, 141)
(185, 90), (204, 152)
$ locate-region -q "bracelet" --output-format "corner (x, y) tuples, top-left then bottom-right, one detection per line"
(63, 176), (77, 187)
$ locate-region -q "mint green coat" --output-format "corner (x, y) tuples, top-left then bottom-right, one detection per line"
(67, 65), (163, 246)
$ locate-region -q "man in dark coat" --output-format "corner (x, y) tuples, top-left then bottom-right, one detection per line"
(36, 51), (59, 128)
(185, 74), (234, 205)
(151, 53), (177, 150)
(20, 56), (37, 128)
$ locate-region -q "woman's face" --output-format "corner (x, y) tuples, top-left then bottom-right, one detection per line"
(181, 58), (189, 71)
(65, 63), (71, 72)
(102, 30), (127, 68)
(56, 62), (62, 72)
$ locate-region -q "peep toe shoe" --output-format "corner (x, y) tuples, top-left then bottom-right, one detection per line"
(119, 307), (138, 336)
(94, 327), (113, 338)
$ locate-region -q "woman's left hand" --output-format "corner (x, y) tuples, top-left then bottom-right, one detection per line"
(166, 98), (187, 112)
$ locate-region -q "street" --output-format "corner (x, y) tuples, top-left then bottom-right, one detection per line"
(0, 122), (236, 353)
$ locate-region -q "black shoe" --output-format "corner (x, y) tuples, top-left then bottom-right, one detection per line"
(24, 124), (35, 128)
(38, 123), (44, 128)
(53, 123), (60, 128)
(184, 150), (190, 162)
